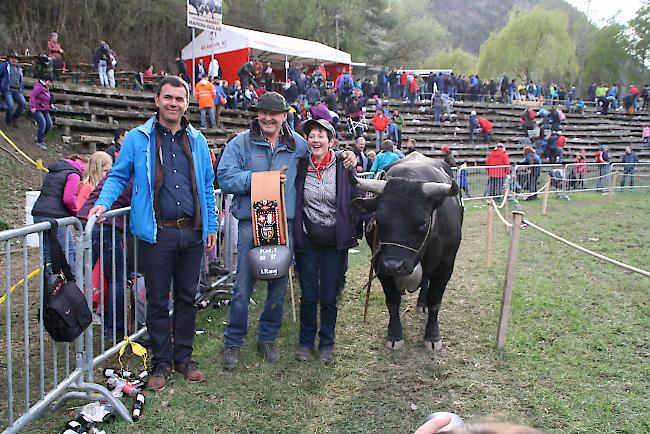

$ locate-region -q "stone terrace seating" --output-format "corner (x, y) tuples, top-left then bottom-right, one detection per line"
(22, 79), (650, 163)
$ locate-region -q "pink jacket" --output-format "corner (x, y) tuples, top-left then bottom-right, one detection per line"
(642, 127), (650, 139)
(62, 159), (86, 214)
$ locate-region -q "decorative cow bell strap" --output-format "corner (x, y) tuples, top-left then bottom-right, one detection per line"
(248, 171), (291, 280)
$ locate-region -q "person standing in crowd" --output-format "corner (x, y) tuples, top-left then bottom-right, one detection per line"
(293, 119), (359, 364)
(440, 145), (456, 167)
(194, 58), (206, 86)
(105, 128), (127, 162)
(75, 151), (113, 209)
(468, 110), (478, 143)
(31, 154), (87, 268)
(518, 146), (541, 197)
(595, 144), (611, 191)
(30, 73), (53, 150)
(175, 54), (190, 84)
(371, 108), (389, 150)
(93, 40), (110, 87)
(353, 136), (370, 173)
(218, 92), (355, 370)
(0, 52), (25, 127)
(620, 145), (639, 191)
(208, 55), (221, 81)
(214, 79), (228, 128)
(485, 143), (510, 199)
(237, 60), (255, 89)
(370, 140), (400, 174)
(47, 32), (65, 80)
(390, 108), (403, 145)
(404, 137), (417, 155)
(642, 124), (650, 148)
(194, 74), (216, 129)
(574, 151), (587, 190)
(88, 76), (217, 391)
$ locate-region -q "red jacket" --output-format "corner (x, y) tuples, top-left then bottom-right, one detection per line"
(399, 72), (408, 86)
(372, 113), (389, 132)
(409, 79), (418, 93)
(557, 135), (566, 148)
(478, 117), (493, 133)
(486, 148), (510, 177)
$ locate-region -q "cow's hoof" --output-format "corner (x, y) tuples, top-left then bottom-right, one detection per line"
(386, 339), (405, 350)
(416, 305), (428, 314)
(423, 339), (443, 353)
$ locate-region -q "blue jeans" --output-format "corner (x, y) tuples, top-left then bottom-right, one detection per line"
(98, 60), (108, 87)
(200, 107), (216, 129)
(620, 170), (635, 189)
(433, 106), (441, 125)
(92, 226), (125, 337)
(3, 90), (26, 123)
(32, 215), (76, 274)
(295, 238), (347, 350)
(140, 226), (204, 368)
(33, 110), (52, 143)
(387, 123), (399, 143)
(224, 220), (292, 348)
(375, 130), (385, 150)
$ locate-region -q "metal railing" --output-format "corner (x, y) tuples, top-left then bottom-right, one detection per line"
(2, 190), (237, 433)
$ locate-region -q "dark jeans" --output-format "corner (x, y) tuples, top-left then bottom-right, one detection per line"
(140, 226), (204, 368)
(92, 226), (125, 337)
(33, 110), (52, 143)
(295, 238), (348, 350)
(487, 177), (505, 199)
(3, 90), (26, 123)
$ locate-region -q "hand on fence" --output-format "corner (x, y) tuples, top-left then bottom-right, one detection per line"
(88, 204), (107, 223)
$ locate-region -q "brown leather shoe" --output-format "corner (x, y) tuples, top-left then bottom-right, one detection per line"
(148, 366), (172, 391)
(174, 360), (205, 382)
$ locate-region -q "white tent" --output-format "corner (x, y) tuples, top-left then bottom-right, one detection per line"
(181, 24), (352, 65)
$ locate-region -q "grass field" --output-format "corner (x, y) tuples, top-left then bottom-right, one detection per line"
(14, 192), (650, 434)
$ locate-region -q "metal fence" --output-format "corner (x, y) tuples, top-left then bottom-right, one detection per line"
(1, 191), (237, 433)
(453, 162), (650, 201)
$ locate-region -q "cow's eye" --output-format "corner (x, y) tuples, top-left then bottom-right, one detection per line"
(418, 222), (429, 235)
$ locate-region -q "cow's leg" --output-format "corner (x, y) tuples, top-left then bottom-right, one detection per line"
(416, 278), (429, 314)
(423, 263), (455, 353)
(379, 274), (404, 350)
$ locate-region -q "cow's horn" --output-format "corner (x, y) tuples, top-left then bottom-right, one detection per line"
(422, 182), (453, 197)
(353, 177), (387, 194)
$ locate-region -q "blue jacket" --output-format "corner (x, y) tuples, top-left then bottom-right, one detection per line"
(217, 120), (308, 221)
(371, 151), (400, 173)
(95, 116), (217, 243)
(0, 61), (24, 94)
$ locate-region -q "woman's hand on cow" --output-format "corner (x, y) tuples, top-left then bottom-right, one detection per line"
(413, 414), (452, 434)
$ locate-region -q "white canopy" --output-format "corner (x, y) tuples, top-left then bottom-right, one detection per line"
(181, 24), (352, 65)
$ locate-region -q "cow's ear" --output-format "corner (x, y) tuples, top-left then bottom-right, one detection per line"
(351, 196), (378, 214)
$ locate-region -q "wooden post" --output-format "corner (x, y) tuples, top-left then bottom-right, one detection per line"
(496, 207), (525, 351)
(486, 200), (494, 267)
(609, 171), (619, 202)
(542, 175), (551, 216)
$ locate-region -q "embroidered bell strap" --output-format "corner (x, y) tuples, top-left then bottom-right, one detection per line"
(251, 171), (287, 247)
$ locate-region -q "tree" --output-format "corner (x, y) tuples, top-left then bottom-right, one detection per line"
(477, 6), (577, 82)
(424, 48), (477, 76)
(580, 25), (639, 87)
(378, 0), (448, 67)
(628, 1), (650, 67)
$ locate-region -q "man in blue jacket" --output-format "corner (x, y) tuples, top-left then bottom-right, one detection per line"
(218, 92), (355, 369)
(88, 76), (217, 391)
(0, 52), (26, 127)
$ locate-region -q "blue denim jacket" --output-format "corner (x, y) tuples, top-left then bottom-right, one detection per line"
(96, 116), (217, 243)
(217, 120), (308, 221)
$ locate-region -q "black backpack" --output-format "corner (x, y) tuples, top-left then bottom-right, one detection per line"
(342, 76), (352, 93)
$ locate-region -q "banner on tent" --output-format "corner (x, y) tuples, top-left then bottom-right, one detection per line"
(187, 0), (222, 32)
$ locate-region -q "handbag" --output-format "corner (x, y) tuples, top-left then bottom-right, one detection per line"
(42, 220), (92, 342)
(304, 217), (337, 248)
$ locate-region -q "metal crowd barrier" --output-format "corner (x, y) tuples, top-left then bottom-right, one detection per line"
(2, 191), (237, 433)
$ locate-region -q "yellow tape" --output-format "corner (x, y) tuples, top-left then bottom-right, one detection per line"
(118, 336), (149, 371)
(0, 267), (42, 305)
(0, 128), (49, 173)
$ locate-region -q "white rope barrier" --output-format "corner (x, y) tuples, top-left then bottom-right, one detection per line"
(522, 219), (650, 278)
(490, 199), (513, 228)
(514, 179), (551, 199)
